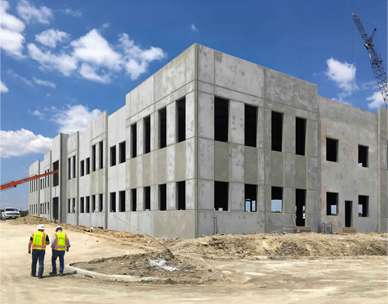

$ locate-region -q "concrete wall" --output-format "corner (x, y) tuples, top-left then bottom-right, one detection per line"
(196, 45), (320, 235)
(320, 97), (379, 232)
(378, 108), (388, 232)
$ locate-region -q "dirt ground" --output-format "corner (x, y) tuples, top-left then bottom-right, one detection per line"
(1, 218), (387, 304)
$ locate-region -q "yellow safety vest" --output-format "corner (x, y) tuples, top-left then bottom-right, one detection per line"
(32, 231), (46, 250)
(55, 231), (66, 251)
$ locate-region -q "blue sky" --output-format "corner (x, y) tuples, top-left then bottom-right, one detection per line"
(0, 0), (386, 208)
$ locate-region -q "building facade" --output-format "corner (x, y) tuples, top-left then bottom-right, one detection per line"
(28, 44), (388, 237)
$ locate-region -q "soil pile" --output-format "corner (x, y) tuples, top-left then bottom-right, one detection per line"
(73, 248), (220, 284)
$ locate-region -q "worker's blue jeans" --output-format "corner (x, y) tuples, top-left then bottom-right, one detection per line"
(31, 250), (45, 277)
(51, 250), (65, 274)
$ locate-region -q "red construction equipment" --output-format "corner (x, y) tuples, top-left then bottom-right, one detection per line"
(0, 170), (58, 191)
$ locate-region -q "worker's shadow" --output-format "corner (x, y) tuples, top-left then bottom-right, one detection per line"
(44, 271), (77, 278)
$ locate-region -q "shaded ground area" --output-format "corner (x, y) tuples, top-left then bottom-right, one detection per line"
(1, 219), (387, 304)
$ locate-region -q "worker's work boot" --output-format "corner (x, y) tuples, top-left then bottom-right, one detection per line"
(49, 272), (57, 276)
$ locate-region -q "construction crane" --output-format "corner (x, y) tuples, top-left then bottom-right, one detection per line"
(352, 12), (388, 106)
(0, 170), (57, 191)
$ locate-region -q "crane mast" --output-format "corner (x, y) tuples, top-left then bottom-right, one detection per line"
(352, 13), (388, 106)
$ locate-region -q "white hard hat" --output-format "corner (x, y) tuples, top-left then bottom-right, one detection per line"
(56, 225), (63, 230)
(37, 224), (45, 230)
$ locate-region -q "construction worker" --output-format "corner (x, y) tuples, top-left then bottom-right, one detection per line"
(28, 224), (50, 278)
(50, 225), (70, 276)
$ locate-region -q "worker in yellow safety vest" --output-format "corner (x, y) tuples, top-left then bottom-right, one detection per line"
(28, 224), (50, 278)
(50, 225), (70, 276)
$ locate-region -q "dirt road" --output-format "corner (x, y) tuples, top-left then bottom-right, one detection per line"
(0, 221), (387, 304)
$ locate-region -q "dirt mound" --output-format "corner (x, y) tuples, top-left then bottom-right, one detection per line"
(10, 215), (53, 225)
(73, 249), (220, 284)
(173, 233), (388, 258)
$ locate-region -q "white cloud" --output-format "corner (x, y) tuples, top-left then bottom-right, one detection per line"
(119, 33), (165, 80)
(0, 80), (9, 93)
(71, 29), (121, 70)
(326, 58), (358, 97)
(0, 0), (25, 57)
(0, 128), (52, 158)
(27, 43), (77, 76)
(32, 77), (56, 88)
(35, 29), (69, 48)
(7, 69), (33, 86)
(53, 104), (103, 134)
(62, 8), (82, 17)
(16, 0), (52, 24)
(79, 63), (111, 84)
(190, 23), (198, 32)
(367, 91), (385, 109)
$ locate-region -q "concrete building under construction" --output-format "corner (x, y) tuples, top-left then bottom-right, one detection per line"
(28, 44), (388, 238)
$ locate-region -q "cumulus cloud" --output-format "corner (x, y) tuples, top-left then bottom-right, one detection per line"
(16, 0), (52, 24)
(0, 128), (52, 158)
(71, 29), (121, 70)
(119, 33), (165, 80)
(367, 91), (385, 109)
(35, 29), (69, 48)
(27, 28), (165, 83)
(0, 80), (9, 93)
(0, 0), (25, 57)
(79, 63), (111, 84)
(27, 43), (77, 76)
(52, 104), (103, 134)
(32, 77), (56, 88)
(326, 58), (358, 98)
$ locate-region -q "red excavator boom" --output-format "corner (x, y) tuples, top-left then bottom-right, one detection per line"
(0, 170), (58, 191)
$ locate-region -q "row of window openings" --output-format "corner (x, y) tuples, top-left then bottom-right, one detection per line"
(326, 192), (369, 217)
(215, 97), (308, 154)
(30, 202), (49, 214)
(78, 141), (104, 178)
(110, 182), (186, 212)
(129, 97), (186, 158)
(326, 138), (369, 167)
(77, 194), (104, 213)
(29, 170), (51, 192)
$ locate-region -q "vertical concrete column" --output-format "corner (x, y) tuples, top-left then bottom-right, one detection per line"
(150, 112), (157, 152)
(186, 179), (196, 210)
(198, 92), (214, 140)
(137, 118), (144, 156)
(167, 182), (176, 210)
(186, 92), (195, 139)
(137, 187), (144, 211)
(230, 182), (244, 211)
(229, 101), (244, 145)
(150, 184), (158, 210)
(167, 102), (176, 145)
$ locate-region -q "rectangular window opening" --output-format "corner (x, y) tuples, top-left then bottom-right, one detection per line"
(214, 97), (229, 142)
(295, 117), (306, 156)
(358, 195), (369, 217)
(86, 196), (90, 213)
(99, 194), (103, 212)
(99, 141), (103, 169)
(131, 189), (137, 211)
(159, 107), (167, 148)
(80, 160), (85, 176)
(271, 111), (283, 152)
(72, 198), (76, 213)
(72, 156), (76, 178)
(245, 105), (257, 147)
(131, 123), (137, 158)
(326, 138), (338, 162)
(244, 184), (257, 212)
(358, 145), (368, 167)
(110, 145), (116, 167)
(177, 97), (186, 143)
(271, 186), (283, 213)
(119, 141), (126, 163)
(295, 189), (306, 226)
(144, 187), (150, 210)
(119, 190), (126, 212)
(144, 116), (151, 154)
(177, 181), (186, 210)
(92, 195), (96, 213)
(159, 184), (167, 211)
(110, 192), (116, 212)
(68, 158), (71, 180)
(80, 197), (84, 213)
(86, 157), (90, 175)
(92, 144), (96, 171)
(214, 181), (228, 211)
(326, 192), (338, 216)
